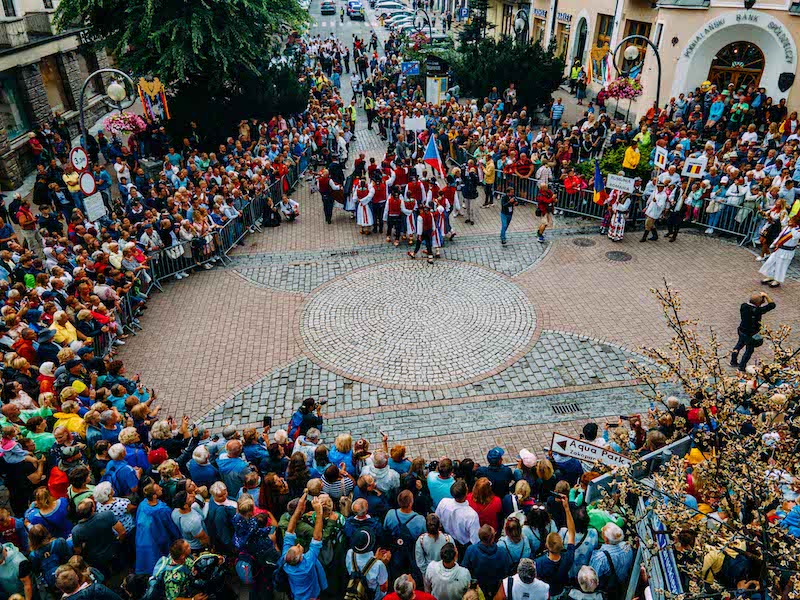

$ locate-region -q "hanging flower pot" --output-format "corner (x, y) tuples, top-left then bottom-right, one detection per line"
(606, 77), (643, 100)
(102, 112), (148, 136)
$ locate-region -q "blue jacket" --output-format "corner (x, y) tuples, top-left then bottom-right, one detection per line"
(462, 542), (512, 598)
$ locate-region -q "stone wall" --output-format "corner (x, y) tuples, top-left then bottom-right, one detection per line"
(17, 63), (51, 129)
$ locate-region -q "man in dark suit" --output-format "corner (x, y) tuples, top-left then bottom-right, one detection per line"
(731, 292), (776, 370)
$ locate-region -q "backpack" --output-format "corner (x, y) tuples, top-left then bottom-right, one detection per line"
(387, 510), (417, 572)
(287, 410), (304, 441)
(718, 551), (751, 588)
(31, 538), (68, 589)
(142, 556), (190, 600)
(343, 554), (379, 600)
(272, 556), (292, 596)
(598, 550), (624, 600)
(343, 174), (355, 198)
(312, 515), (345, 568)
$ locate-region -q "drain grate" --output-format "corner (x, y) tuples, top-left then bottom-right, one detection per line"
(551, 402), (580, 415)
(573, 238), (596, 247)
(606, 251), (632, 262)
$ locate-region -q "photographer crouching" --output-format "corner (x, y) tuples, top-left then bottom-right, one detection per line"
(287, 397), (326, 441)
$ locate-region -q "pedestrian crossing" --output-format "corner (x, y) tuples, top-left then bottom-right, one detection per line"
(316, 19), (382, 27)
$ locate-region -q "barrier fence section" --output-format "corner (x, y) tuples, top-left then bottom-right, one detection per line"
(89, 154), (309, 358)
(147, 153), (308, 286)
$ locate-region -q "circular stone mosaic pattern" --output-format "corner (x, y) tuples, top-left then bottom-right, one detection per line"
(301, 261), (537, 388)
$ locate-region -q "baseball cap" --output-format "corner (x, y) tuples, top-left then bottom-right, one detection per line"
(487, 447), (504, 463)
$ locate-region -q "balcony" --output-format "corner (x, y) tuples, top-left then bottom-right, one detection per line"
(0, 18), (29, 48)
(24, 11), (57, 38)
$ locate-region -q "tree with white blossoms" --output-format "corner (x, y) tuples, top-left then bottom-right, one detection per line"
(596, 282), (800, 600)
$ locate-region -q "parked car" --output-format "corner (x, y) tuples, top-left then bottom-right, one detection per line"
(347, 0), (365, 19)
(320, 0), (336, 13)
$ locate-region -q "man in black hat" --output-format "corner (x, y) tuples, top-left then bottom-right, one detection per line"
(345, 529), (391, 599)
(36, 327), (60, 365)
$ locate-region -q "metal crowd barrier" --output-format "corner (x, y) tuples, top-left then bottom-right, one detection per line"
(146, 151), (309, 286)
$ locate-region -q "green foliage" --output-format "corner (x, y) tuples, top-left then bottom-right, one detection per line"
(55, 0), (309, 142)
(576, 142), (654, 181)
(458, 0), (491, 45)
(167, 55), (311, 144)
(55, 0), (307, 85)
(452, 36), (564, 108)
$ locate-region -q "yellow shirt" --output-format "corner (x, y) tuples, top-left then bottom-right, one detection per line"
(51, 321), (78, 345)
(622, 147), (640, 169)
(63, 172), (80, 193)
(483, 160), (496, 185)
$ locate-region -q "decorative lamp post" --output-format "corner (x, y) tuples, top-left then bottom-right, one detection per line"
(79, 68), (137, 146)
(513, 9), (529, 43)
(610, 34), (663, 112)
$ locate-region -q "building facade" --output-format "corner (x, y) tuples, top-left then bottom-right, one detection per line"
(486, 0), (800, 123)
(0, 0), (113, 188)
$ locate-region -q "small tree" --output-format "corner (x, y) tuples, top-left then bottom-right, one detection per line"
(601, 282), (800, 599)
(453, 36), (563, 108)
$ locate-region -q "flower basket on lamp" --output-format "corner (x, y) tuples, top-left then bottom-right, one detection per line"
(102, 112), (147, 136)
(606, 76), (643, 100)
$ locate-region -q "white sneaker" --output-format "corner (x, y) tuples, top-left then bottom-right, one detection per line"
(176, 273), (185, 280)
(705, 228), (713, 234)
(203, 263), (213, 270)
(756, 255), (766, 262)
(113, 340), (125, 346)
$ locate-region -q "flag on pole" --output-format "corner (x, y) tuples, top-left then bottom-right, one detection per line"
(423, 134), (445, 177)
(604, 54), (614, 88)
(585, 55), (593, 83)
(593, 160), (608, 205)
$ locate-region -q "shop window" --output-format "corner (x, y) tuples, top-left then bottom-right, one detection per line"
(43, 0), (54, 8)
(1, 0), (16, 17)
(39, 55), (71, 114)
(501, 4), (515, 37)
(0, 72), (29, 140)
(77, 50), (102, 96)
(622, 20), (651, 71)
(533, 17), (546, 45)
(594, 14), (613, 50)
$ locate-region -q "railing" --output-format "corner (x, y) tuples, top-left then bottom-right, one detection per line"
(449, 165), (763, 241)
(146, 152), (308, 286)
(89, 151), (309, 357)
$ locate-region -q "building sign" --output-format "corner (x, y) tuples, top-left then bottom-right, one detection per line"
(557, 12), (572, 23)
(533, 8), (547, 18)
(683, 11), (793, 64)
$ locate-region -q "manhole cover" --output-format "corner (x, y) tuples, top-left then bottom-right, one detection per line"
(573, 238), (596, 247)
(606, 251), (632, 262)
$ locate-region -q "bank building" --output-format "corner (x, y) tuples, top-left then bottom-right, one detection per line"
(486, 0), (799, 123)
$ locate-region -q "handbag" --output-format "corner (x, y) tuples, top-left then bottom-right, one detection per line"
(706, 200), (721, 214)
(750, 333), (764, 348)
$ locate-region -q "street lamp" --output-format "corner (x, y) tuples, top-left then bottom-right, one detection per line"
(78, 68), (136, 148)
(413, 7), (434, 39)
(513, 9), (529, 43)
(611, 34), (663, 112)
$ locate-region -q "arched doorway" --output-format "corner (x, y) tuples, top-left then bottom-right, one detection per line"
(707, 41), (765, 90)
(573, 18), (588, 65)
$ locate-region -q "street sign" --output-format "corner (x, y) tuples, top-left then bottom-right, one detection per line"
(681, 155), (707, 179)
(70, 146), (89, 172)
(401, 61), (420, 76)
(654, 146), (668, 171)
(84, 192), (107, 222)
(606, 174), (636, 193)
(459, 7), (468, 18)
(404, 116), (427, 132)
(425, 56), (447, 76)
(551, 433), (632, 469)
(79, 171), (96, 196)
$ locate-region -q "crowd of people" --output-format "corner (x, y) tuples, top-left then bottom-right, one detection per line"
(0, 13), (798, 600)
(304, 27), (800, 284)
